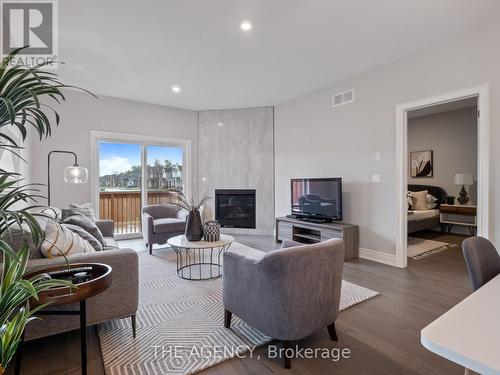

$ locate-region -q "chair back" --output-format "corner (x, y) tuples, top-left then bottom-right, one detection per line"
(261, 239), (344, 318)
(462, 236), (500, 290)
(142, 204), (179, 219)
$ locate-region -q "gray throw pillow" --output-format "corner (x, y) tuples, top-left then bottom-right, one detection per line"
(62, 214), (106, 246)
(62, 207), (94, 221)
(62, 223), (103, 252)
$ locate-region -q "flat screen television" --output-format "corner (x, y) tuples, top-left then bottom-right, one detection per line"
(290, 178), (342, 221)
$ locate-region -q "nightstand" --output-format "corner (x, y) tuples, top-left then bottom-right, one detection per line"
(439, 204), (477, 235)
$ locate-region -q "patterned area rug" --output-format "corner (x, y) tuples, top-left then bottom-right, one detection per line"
(98, 242), (378, 375)
(407, 237), (457, 259)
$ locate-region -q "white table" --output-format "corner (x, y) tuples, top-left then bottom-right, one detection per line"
(421, 275), (500, 375)
(167, 235), (234, 280)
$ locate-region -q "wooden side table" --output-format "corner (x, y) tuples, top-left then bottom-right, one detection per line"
(439, 204), (477, 235)
(15, 263), (112, 375)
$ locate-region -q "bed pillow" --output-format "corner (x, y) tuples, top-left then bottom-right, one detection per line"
(62, 214), (106, 246)
(426, 194), (438, 203)
(411, 190), (428, 211)
(41, 220), (94, 258)
(62, 223), (103, 252)
(407, 192), (414, 210)
(426, 194), (438, 209)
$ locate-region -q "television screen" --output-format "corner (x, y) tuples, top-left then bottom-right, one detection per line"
(291, 178), (342, 220)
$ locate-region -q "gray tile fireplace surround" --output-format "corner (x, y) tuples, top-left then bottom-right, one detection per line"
(198, 107), (274, 235)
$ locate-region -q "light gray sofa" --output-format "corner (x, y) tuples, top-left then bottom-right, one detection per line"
(142, 204), (187, 254)
(2, 219), (139, 341)
(223, 238), (344, 368)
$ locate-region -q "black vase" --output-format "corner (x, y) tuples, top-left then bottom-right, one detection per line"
(185, 209), (203, 241)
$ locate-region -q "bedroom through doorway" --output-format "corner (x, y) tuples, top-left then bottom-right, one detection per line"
(406, 97), (478, 261)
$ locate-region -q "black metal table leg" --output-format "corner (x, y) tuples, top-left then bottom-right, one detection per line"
(80, 299), (87, 375)
(14, 330), (25, 375)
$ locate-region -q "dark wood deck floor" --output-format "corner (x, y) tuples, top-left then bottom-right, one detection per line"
(8, 233), (472, 375)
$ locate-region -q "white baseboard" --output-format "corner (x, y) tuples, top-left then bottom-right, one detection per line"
(359, 248), (397, 266)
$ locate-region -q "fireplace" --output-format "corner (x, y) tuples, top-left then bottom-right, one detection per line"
(215, 189), (256, 229)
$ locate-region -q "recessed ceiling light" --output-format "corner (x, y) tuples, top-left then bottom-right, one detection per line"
(240, 21), (252, 31)
(172, 85), (181, 93)
(218, 122), (224, 127)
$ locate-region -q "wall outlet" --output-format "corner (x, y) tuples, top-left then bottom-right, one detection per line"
(372, 174), (381, 184)
(375, 152), (381, 162)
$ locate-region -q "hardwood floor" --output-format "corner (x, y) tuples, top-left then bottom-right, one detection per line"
(9, 234), (472, 375)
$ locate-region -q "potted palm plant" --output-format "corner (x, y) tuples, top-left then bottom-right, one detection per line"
(0, 47), (93, 373)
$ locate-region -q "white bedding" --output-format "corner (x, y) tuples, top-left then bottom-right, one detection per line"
(408, 209), (439, 221)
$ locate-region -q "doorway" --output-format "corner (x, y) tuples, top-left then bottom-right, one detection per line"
(395, 84), (490, 268)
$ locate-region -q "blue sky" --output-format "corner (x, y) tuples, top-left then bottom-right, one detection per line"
(99, 142), (183, 176)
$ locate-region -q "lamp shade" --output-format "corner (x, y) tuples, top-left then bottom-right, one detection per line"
(454, 173), (473, 186)
(64, 165), (88, 184)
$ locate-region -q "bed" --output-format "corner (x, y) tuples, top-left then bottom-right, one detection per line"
(407, 184), (447, 234)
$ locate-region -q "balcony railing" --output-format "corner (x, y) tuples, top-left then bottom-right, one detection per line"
(99, 190), (173, 235)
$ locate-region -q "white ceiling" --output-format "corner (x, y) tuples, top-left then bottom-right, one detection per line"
(58, 0), (500, 110)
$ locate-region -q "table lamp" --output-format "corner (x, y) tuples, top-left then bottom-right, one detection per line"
(454, 173), (473, 205)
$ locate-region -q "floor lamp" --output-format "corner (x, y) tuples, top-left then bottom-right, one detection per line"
(47, 150), (89, 206)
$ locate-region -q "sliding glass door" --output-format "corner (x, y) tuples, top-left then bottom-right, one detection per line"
(98, 142), (143, 235)
(96, 137), (188, 237)
(146, 145), (184, 205)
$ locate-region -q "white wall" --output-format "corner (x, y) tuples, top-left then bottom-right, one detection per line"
(30, 91), (198, 208)
(408, 107), (478, 202)
(275, 24), (500, 257)
(0, 129), (32, 182)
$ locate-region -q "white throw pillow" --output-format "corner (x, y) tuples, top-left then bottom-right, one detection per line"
(426, 194), (438, 203)
(41, 220), (94, 258)
(39, 207), (62, 220)
(426, 194), (438, 209)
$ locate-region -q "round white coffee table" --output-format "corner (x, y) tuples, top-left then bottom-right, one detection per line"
(167, 234), (234, 280)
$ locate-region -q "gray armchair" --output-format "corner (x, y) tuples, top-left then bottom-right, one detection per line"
(223, 238), (344, 368)
(462, 236), (500, 290)
(142, 204), (187, 254)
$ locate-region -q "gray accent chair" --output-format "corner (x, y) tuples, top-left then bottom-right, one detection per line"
(223, 238), (344, 369)
(462, 236), (500, 290)
(2, 219), (139, 341)
(142, 204), (187, 254)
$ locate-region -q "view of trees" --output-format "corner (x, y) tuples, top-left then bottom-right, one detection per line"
(99, 159), (182, 191)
